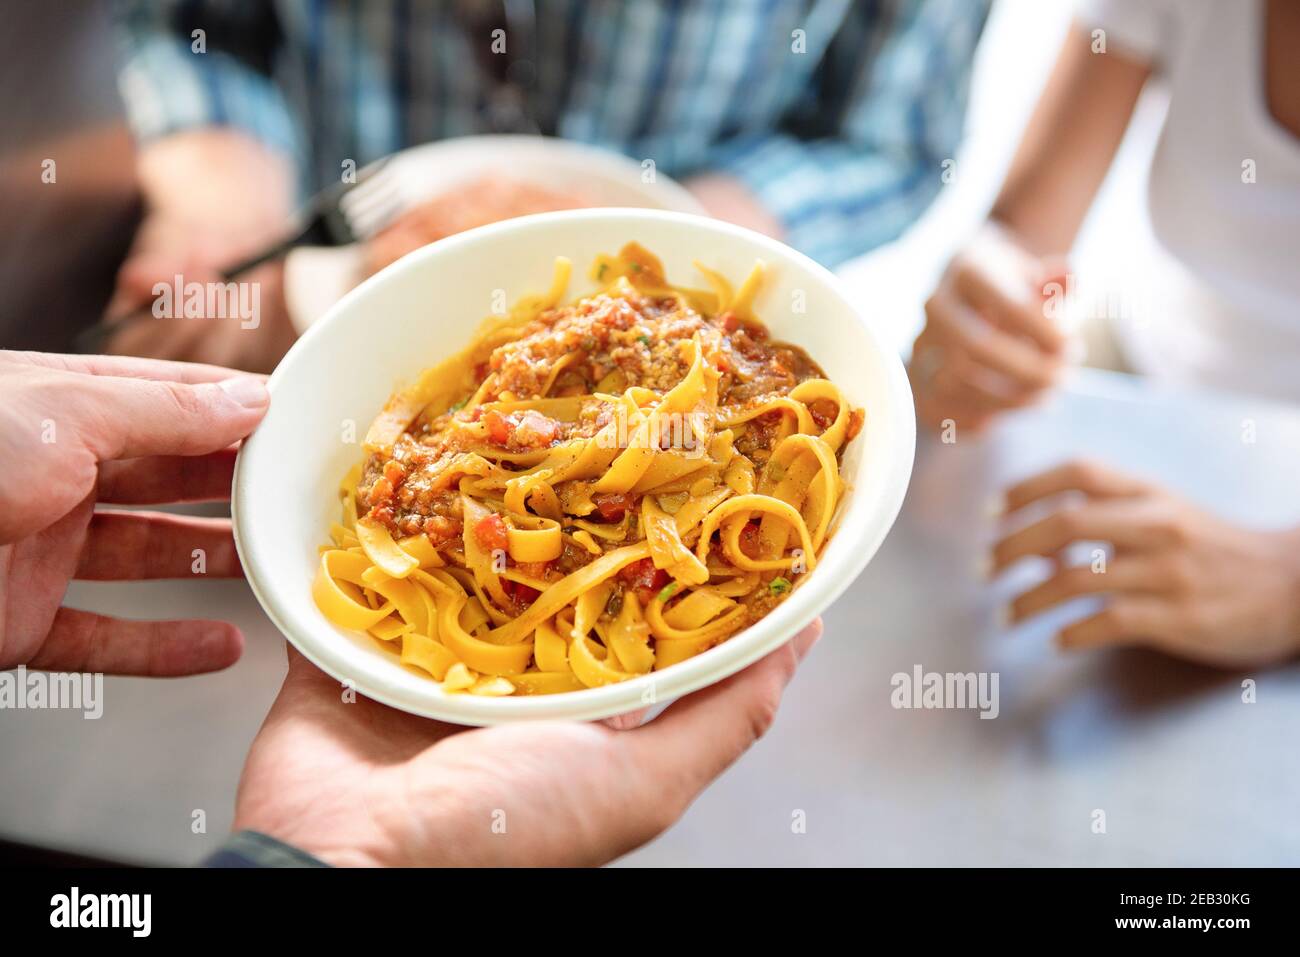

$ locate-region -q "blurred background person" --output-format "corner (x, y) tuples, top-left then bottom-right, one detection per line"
(102, 0), (990, 370)
(909, 0), (1300, 668)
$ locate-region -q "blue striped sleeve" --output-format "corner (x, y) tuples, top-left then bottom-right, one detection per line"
(711, 0), (990, 268)
(113, 1), (301, 159)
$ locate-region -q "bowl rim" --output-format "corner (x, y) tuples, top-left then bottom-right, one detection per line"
(233, 208), (915, 725)
(378, 133), (708, 215)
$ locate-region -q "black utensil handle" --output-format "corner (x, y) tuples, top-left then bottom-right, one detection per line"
(74, 220), (316, 353)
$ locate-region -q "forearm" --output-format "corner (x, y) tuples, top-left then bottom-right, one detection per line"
(989, 22), (1150, 256)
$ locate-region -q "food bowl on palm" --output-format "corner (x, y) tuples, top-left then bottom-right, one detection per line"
(233, 208), (915, 725)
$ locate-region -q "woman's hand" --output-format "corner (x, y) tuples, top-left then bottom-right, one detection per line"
(991, 460), (1300, 668)
(234, 621), (822, 867)
(910, 223), (1070, 434)
(0, 351), (268, 674)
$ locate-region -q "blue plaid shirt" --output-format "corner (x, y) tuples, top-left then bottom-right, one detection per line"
(115, 0), (989, 266)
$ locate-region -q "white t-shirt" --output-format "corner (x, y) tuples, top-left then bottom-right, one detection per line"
(1078, 0), (1300, 402)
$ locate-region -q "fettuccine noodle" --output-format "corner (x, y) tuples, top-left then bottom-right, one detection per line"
(314, 243), (864, 696)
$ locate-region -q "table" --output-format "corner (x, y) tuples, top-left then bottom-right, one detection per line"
(3, 369), (1299, 866)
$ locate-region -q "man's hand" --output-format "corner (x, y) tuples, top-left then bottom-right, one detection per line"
(684, 173), (785, 240)
(0, 351), (269, 674)
(911, 223), (1070, 434)
(991, 460), (1300, 668)
(102, 130), (297, 373)
(234, 621), (822, 867)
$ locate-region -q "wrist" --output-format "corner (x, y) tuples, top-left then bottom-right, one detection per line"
(232, 770), (456, 868)
(205, 830), (331, 868)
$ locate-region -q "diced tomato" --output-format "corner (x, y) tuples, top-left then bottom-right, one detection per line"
(371, 505), (394, 527)
(719, 311), (740, 333)
(593, 492), (635, 523)
(618, 557), (669, 605)
(383, 460), (406, 486)
(738, 521), (762, 559)
(483, 410), (513, 445)
(513, 410), (560, 448)
(809, 398), (839, 431)
(503, 579), (541, 607)
(473, 513), (510, 552)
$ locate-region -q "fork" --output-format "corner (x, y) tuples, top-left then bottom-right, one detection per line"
(76, 157), (406, 350)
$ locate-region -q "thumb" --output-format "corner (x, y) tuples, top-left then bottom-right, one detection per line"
(72, 372), (269, 461)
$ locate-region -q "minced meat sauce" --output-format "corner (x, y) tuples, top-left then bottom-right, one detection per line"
(358, 285), (862, 611)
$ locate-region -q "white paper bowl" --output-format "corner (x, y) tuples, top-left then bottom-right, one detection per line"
(233, 209), (915, 725)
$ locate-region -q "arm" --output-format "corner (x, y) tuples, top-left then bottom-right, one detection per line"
(115, 0), (298, 226)
(910, 21), (1152, 433)
(991, 23), (1151, 256)
(115, 0), (300, 177)
(106, 3), (299, 370)
(692, 0), (991, 267)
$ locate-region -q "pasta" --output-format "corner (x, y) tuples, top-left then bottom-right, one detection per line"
(314, 243), (864, 696)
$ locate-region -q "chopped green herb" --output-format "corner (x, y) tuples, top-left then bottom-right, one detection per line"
(581, 336), (598, 351)
(596, 263), (608, 280)
(637, 334), (651, 347)
(448, 398), (468, 413)
(769, 577), (792, 595)
(629, 262), (642, 272)
(605, 590), (624, 617)
(656, 582), (679, 603)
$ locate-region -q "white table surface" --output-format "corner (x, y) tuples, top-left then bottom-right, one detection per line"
(3, 368), (1299, 866)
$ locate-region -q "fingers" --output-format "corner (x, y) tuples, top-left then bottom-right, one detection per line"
(1008, 559), (1165, 624)
(106, 249), (225, 316)
(75, 511), (241, 580)
(926, 299), (1061, 392)
(5, 350), (262, 386)
(96, 448), (239, 504)
(932, 351), (1045, 414)
(1057, 599), (1168, 651)
(953, 247), (1067, 353)
(992, 499), (1155, 573)
(27, 607), (243, 676)
(71, 372), (268, 461)
(625, 619), (822, 801)
(993, 461), (1157, 573)
(1004, 459), (1150, 513)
